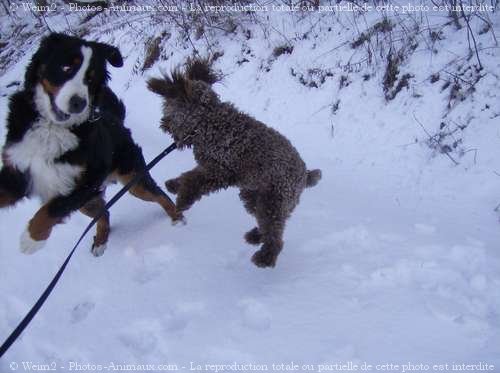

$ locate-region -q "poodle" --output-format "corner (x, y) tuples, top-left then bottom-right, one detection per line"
(147, 58), (321, 268)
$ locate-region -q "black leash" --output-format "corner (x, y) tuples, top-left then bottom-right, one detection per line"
(0, 141), (178, 359)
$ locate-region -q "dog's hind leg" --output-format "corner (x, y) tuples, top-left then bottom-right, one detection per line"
(239, 189), (262, 245)
(116, 140), (183, 224)
(239, 189), (258, 215)
(80, 194), (110, 257)
(117, 172), (184, 224)
(251, 192), (293, 268)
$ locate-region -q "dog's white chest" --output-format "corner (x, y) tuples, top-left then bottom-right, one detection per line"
(6, 122), (83, 202)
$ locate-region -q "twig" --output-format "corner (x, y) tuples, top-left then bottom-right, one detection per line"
(459, 0), (483, 69)
(412, 112), (460, 165)
(462, 148), (478, 164)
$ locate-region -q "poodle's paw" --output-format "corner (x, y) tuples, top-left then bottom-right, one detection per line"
(165, 179), (181, 194)
(251, 249), (278, 268)
(245, 227), (262, 245)
(20, 230), (47, 255)
(91, 243), (107, 257)
(172, 213), (187, 226)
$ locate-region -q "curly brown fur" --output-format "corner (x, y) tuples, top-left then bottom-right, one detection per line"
(149, 57), (321, 268)
(185, 56), (221, 85)
(147, 69), (192, 102)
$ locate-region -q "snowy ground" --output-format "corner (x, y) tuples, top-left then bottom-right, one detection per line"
(1, 6), (500, 372)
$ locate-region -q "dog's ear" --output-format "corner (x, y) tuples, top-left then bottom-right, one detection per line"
(148, 69), (192, 101)
(24, 33), (62, 90)
(185, 56), (220, 85)
(91, 42), (123, 67)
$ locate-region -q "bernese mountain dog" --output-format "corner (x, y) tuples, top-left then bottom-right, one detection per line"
(0, 33), (183, 256)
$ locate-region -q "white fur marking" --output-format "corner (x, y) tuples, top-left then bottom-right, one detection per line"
(34, 84), (54, 123)
(172, 216), (187, 226)
(56, 46), (92, 113)
(5, 121), (83, 202)
(20, 229), (46, 254)
(91, 244), (107, 257)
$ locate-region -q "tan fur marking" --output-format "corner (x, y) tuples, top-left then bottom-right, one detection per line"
(118, 173), (181, 221)
(80, 197), (110, 248)
(41, 79), (61, 96)
(28, 205), (62, 241)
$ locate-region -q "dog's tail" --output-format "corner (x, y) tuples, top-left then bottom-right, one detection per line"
(306, 169), (322, 188)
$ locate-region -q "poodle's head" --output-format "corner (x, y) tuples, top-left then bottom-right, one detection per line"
(147, 56), (221, 108)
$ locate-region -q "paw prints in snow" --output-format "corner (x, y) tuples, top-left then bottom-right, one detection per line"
(238, 298), (272, 331)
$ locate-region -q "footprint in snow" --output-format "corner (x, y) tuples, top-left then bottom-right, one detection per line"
(161, 302), (206, 333)
(70, 301), (95, 323)
(414, 223), (437, 235)
(130, 245), (177, 285)
(118, 319), (162, 356)
(238, 298), (271, 331)
(134, 265), (165, 284)
(119, 303), (204, 355)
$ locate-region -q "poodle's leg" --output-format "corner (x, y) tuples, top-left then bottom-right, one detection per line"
(165, 166), (205, 195)
(244, 227), (262, 245)
(239, 189), (262, 245)
(239, 189), (258, 215)
(165, 176), (182, 194)
(251, 192), (291, 268)
(79, 194), (110, 257)
(117, 172), (184, 224)
(173, 167), (234, 212)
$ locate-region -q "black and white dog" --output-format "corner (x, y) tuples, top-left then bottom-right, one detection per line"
(0, 33), (183, 256)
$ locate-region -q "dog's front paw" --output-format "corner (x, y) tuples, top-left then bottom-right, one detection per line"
(91, 243), (107, 257)
(165, 179), (181, 194)
(20, 229), (47, 255)
(245, 227), (262, 245)
(172, 214), (187, 226)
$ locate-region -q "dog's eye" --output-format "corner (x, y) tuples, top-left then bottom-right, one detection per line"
(62, 65), (72, 73)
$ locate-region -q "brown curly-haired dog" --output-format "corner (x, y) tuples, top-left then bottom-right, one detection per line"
(148, 58), (321, 268)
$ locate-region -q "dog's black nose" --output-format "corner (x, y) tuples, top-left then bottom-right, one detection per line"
(68, 95), (87, 114)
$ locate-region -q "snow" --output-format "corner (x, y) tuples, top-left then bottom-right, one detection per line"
(1, 5), (500, 371)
